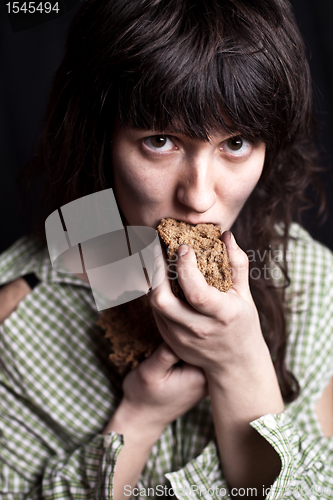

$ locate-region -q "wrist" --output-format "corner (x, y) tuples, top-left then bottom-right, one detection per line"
(205, 336), (271, 384)
(103, 399), (165, 448)
(206, 344), (285, 420)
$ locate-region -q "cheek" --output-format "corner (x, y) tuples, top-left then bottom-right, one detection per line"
(241, 152), (265, 196)
(112, 151), (167, 206)
(221, 161), (264, 209)
(240, 172), (262, 198)
(112, 149), (147, 202)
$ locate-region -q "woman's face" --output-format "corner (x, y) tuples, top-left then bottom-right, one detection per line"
(111, 126), (266, 231)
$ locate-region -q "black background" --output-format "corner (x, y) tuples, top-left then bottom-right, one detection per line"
(1, 0), (332, 254)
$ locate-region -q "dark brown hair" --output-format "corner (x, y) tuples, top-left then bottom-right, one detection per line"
(23, 0), (323, 402)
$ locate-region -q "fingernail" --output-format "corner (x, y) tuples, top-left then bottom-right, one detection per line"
(178, 244), (188, 257)
(224, 231), (238, 249)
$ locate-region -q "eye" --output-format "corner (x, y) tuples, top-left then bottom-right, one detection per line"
(222, 136), (252, 156)
(143, 135), (175, 152)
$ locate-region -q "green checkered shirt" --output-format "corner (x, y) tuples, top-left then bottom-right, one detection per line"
(0, 223), (332, 499)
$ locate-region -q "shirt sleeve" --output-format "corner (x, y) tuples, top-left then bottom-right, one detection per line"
(7, 432), (124, 500)
(166, 413), (333, 500)
(165, 441), (229, 500)
(250, 410), (333, 500)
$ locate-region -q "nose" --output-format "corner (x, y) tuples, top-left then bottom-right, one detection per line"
(176, 154), (217, 214)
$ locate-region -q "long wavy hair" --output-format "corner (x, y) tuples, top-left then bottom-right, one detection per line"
(22, 0), (323, 402)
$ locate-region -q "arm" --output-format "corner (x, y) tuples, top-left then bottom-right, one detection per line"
(205, 234), (284, 497)
(1, 330), (205, 500)
(207, 347), (283, 497)
(161, 227), (333, 500)
(103, 408), (159, 500)
(315, 376), (333, 437)
(149, 232), (285, 498)
(103, 343), (207, 500)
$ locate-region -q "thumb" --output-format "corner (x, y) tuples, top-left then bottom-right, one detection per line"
(140, 342), (180, 379)
(222, 231), (250, 297)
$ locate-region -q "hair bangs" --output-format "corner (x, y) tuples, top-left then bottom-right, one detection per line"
(108, 0), (301, 146)
(116, 54), (275, 144)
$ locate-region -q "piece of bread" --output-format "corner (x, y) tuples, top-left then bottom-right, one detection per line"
(97, 219), (232, 378)
(97, 295), (162, 376)
(157, 218), (232, 300)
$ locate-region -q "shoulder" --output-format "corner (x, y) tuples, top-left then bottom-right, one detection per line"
(0, 236), (97, 324)
(284, 224), (333, 391)
(284, 223), (333, 315)
(0, 236), (44, 285)
(287, 222), (333, 258)
(0, 235), (93, 290)
(0, 237), (43, 323)
(286, 222), (333, 289)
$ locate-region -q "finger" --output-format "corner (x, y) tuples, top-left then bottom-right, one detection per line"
(176, 244), (223, 315)
(221, 231), (250, 297)
(180, 363), (207, 386)
(177, 364), (208, 399)
(150, 287), (215, 344)
(140, 342), (180, 379)
(150, 242), (167, 291)
(148, 264), (192, 322)
(148, 244), (223, 322)
(148, 240), (189, 312)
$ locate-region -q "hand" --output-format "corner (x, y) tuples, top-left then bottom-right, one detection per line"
(105, 342), (207, 439)
(148, 231), (267, 379)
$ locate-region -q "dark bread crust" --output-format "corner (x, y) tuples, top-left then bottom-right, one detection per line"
(97, 295), (162, 376)
(157, 218), (232, 300)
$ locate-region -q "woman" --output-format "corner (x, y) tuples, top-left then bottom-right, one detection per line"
(0, 0), (332, 499)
